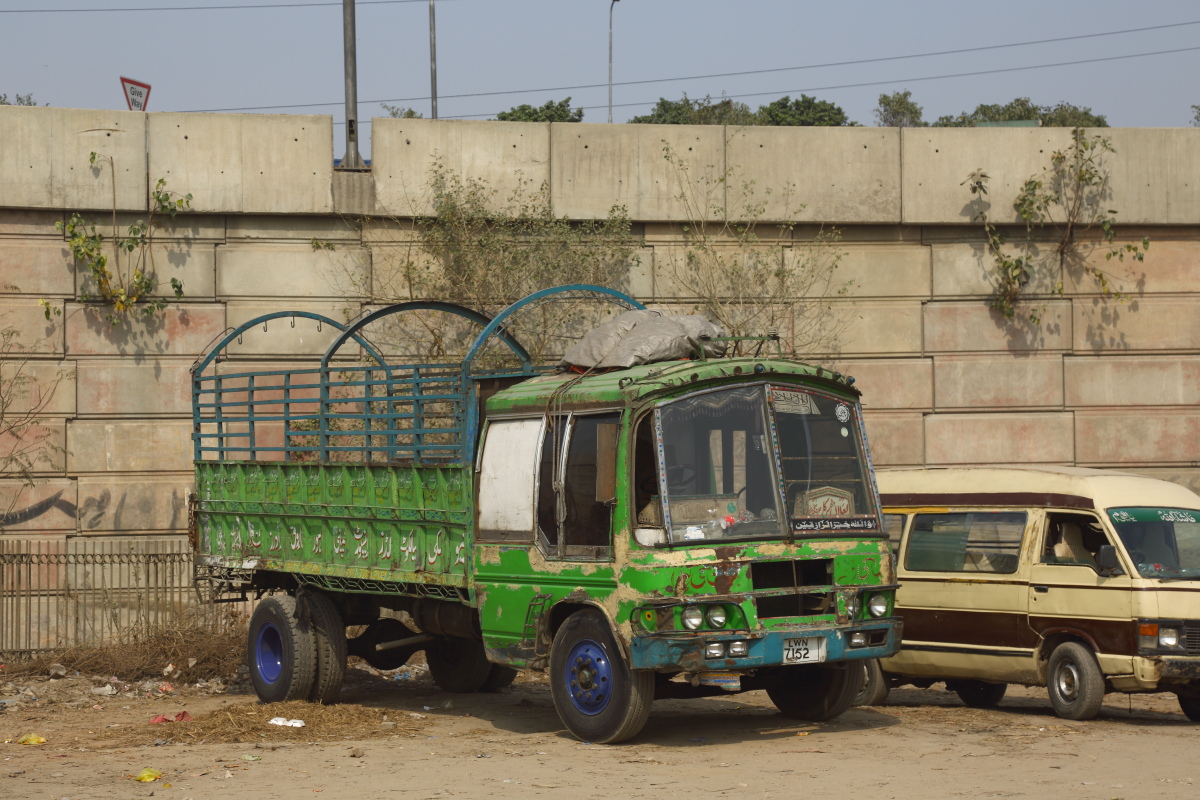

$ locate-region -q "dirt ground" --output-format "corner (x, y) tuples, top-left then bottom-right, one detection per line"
(2, 662), (1197, 800)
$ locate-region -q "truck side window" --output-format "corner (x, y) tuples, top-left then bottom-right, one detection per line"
(536, 417), (567, 547)
(561, 413), (620, 550)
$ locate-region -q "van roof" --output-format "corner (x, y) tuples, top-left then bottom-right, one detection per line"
(876, 466), (1200, 512)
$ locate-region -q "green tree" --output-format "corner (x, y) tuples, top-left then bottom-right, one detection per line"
(756, 94), (854, 127)
(382, 104), (423, 118)
(874, 90), (926, 128)
(936, 98), (1107, 127)
(0, 93), (37, 106)
(495, 97), (583, 123)
(629, 94), (757, 125)
(1191, 104), (1199, 126)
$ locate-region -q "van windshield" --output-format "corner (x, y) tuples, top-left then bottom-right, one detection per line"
(1107, 507), (1200, 579)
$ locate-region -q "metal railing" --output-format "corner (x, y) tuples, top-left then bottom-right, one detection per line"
(0, 537), (229, 657)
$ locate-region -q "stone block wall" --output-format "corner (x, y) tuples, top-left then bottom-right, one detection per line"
(2, 108), (1199, 546)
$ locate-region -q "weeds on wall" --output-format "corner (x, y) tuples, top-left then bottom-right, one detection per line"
(661, 141), (851, 357)
(43, 152), (193, 326)
(965, 128), (1148, 325)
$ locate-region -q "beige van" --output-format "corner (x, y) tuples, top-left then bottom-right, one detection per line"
(864, 466), (1200, 721)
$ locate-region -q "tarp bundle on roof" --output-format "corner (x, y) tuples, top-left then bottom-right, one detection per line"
(560, 310), (726, 370)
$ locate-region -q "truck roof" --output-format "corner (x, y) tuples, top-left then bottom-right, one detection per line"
(485, 357), (860, 414)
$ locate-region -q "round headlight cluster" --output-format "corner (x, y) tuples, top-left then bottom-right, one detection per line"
(682, 606), (704, 630)
(867, 593), (889, 618)
(845, 594), (861, 618)
(706, 605), (727, 628)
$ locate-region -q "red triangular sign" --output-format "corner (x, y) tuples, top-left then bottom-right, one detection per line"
(120, 77), (151, 112)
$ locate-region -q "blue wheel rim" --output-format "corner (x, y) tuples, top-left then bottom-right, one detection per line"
(255, 621), (284, 684)
(563, 638), (612, 716)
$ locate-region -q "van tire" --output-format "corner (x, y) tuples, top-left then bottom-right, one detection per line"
(305, 592), (347, 704)
(1046, 642), (1105, 720)
(853, 659), (890, 706)
(1178, 695), (1200, 722)
(247, 594), (317, 704)
(948, 680), (1007, 708)
(427, 636), (493, 693)
(767, 663), (862, 721)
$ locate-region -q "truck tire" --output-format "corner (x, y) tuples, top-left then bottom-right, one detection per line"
(766, 663), (862, 721)
(248, 594), (317, 704)
(426, 636), (492, 693)
(305, 592), (347, 704)
(480, 664), (519, 692)
(948, 679), (1007, 708)
(349, 617), (423, 671)
(853, 659), (891, 707)
(549, 609), (653, 744)
(1046, 641), (1105, 720)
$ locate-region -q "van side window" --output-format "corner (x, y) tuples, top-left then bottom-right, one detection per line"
(905, 512), (1026, 574)
(1041, 513), (1109, 570)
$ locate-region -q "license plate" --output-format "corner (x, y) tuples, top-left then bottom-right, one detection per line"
(782, 637), (825, 664)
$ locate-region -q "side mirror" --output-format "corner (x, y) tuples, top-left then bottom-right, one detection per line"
(1096, 544), (1124, 576)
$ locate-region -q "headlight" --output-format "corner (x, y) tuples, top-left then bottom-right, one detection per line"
(1160, 627), (1180, 648)
(682, 606), (704, 630)
(867, 593), (888, 618)
(705, 642), (725, 659)
(728, 641), (749, 657)
(706, 605), (728, 628)
(845, 594), (861, 618)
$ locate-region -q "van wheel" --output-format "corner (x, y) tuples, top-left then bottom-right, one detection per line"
(247, 595), (316, 703)
(549, 609), (654, 743)
(853, 659), (890, 706)
(767, 663), (862, 721)
(948, 680), (1007, 708)
(426, 636), (492, 693)
(305, 592), (347, 704)
(1178, 695), (1200, 722)
(1047, 642), (1105, 720)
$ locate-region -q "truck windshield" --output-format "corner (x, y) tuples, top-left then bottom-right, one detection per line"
(655, 385), (877, 545)
(1107, 507), (1200, 579)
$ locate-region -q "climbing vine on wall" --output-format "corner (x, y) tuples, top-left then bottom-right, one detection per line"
(965, 128), (1149, 324)
(43, 152), (193, 326)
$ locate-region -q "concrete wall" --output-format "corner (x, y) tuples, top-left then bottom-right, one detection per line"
(2, 107), (1199, 544)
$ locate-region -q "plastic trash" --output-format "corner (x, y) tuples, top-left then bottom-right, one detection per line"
(91, 685), (117, 696)
(134, 768), (162, 782)
(267, 717), (305, 727)
(47, 663), (67, 677)
(16, 733), (46, 745)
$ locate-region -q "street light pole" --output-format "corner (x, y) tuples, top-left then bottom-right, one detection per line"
(340, 0), (365, 168)
(608, 0), (619, 123)
(429, 0), (438, 119)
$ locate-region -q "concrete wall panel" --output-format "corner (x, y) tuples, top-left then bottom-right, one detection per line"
(725, 127), (901, 222)
(373, 118), (550, 217)
(67, 419), (191, 473)
(75, 475), (191, 532)
(1063, 239), (1200, 297)
(149, 113), (333, 213)
(64, 303), (225, 357)
(0, 479), (77, 532)
(934, 354), (1064, 409)
(836, 300), (924, 357)
(551, 123), (724, 221)
(1073, 297), (1200, 352)
(0, 299), (65, 354)
(76, 359), (192, 416)
(924, 300), (1071, 353)
(216, 243), (367, 299)
(74, 242), (216, 301)
(0, 209), (62, 238)
(0, 242), (74, 296)
(925, 412), (1074, 464)
(931, 240), (1063, 297)
(1076, 410), (1200, 465)
(1103, 129), (1200, 225)
(226, 215), (360, 242)
(223, 302), (346, 357)
(1065, 355), (1200, 407)
(862, 411), (925, 466)
(829, 244), (930, 298)
(833, 358), (933, 410)
(0, 360), (75, 415)
(1, 419), (66, 474)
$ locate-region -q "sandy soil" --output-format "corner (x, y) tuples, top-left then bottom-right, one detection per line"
(2, 665), (1197, 800)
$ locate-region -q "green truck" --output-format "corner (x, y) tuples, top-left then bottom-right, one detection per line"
(192, 286), (899, 743)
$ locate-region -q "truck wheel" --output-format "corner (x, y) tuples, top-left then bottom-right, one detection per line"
(1046, 641), (1105, 720)
(426, 636), (492, 693)
(1178, 694), (1200, 722)
(480, 664), (519, 692)
(305, 592), (347, 704)
(853, 659), (891, 707)
(349, 617), (422, 671)
(549, 609), (653, 744)
(766, 663), (862, 721)
(247, 594), (316, 703)
(948, 679), (1007, 708)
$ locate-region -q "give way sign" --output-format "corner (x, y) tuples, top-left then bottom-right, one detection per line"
(120, 77), (151, 111)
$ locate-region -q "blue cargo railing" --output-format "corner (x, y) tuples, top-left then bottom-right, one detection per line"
(190, 286), (644, 466)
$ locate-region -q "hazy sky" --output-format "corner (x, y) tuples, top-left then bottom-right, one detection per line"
(3, 0), (1198, 156)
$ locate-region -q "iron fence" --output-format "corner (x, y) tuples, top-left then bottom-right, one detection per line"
(0, 536), (235, 657)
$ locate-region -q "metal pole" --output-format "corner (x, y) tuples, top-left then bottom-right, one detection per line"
(608, 0), (619, 123)
(340, 0), (366, 168)
(429, 0), (438, 119)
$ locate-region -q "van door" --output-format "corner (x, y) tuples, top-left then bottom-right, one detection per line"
(887, 509), (1034, 681)
(1027, 512), (1135, 676)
